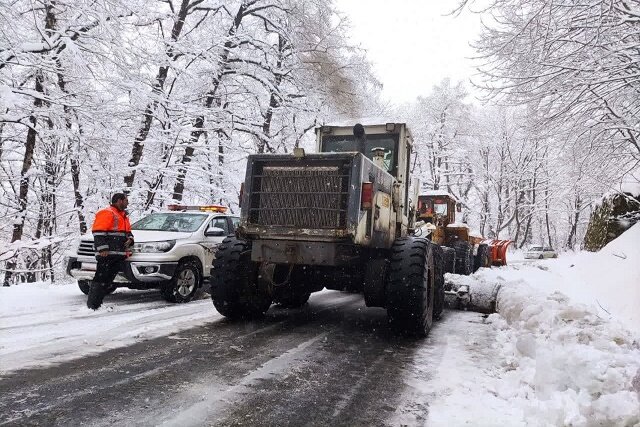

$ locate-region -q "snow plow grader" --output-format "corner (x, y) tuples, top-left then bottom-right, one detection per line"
(210, 121), (507, 336)
(414, 192), (511, 312)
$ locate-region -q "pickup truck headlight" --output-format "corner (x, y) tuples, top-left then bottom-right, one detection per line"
(132, 240), (176, 253)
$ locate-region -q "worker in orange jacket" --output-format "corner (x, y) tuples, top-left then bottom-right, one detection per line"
(87, 193), (134, 310)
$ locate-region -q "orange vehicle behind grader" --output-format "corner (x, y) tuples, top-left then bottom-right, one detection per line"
(415, 191), (512, 275)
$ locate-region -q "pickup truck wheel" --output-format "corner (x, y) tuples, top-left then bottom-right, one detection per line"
(79, 280), (116, 295)
(210, 237), (271, 319)
(385, 237), (435, 337)
(78, 280), (91, 295)
(161, 260), (201, 303)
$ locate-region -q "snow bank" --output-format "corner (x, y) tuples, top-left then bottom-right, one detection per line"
(431, 269), (640, 426)
(574, 222), (640, 333)
(493, 281), (639, 426)
(466, 225), (640, 424)
(509, 223), (640, 335)
(432, 223), (640, 426)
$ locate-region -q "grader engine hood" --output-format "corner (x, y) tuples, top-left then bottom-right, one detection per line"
(238, 152), (395, 251)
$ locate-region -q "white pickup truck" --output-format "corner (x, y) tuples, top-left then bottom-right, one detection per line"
(66, 205), (239, 303)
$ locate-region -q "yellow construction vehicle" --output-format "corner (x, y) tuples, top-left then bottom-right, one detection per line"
(415, 191), (511, 275)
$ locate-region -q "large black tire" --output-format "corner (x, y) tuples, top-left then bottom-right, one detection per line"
(210, 237), (272, 319)
(432, 244), (446, 320)
(79, 280), (116, 295)
(474, 244), (490, 272)
(385, 237), (436, 337)
(442, 247), (456, 274)
(161, 260), (202, 303)
(453, 240), (473, 275)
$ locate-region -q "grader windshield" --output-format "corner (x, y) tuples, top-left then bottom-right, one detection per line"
(321, 134), (398, 175)
(433, 202), (448, 215)
(417, 194), (456, 226)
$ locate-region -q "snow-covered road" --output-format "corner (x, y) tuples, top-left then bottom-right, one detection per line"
(0, 285), (219, 373)
(1, 226), (639, 426)
(2, 290), (497, 426)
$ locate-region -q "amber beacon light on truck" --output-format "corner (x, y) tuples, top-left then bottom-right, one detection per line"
(167, 204), (228, 213)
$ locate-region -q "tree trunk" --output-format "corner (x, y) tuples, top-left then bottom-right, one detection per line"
(42, 117), (59, 282)
(566, 196), (581, 249)
(123, 0), (192, 188)
(172, 4), (247, 201)
(3, 72), (42, 286)
(31, 198), (44, 283)
(54, 53), (88, 234)
(519, 177), (538, 249)
(545, 187), (553, 247)
(479, 147), (490, 237)
(257, 34), (286, 153)
(0, 121), (5, 161)
(70, 151), (87, 233)
(4, 3), (57, 286)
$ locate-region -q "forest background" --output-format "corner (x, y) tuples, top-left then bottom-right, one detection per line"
(1, 0), (638, 284)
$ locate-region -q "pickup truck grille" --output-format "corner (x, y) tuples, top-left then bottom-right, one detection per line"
(77, 240), (95, 257)
(249, 165), (350, 229)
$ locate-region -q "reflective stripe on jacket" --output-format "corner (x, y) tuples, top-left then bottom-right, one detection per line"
(92, 206), (131, 233)
(92, 206), (133, 257)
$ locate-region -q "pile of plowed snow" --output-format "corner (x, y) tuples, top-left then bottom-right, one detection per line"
(430, 225), (640, 426)
(567, 222), (640, 333)
(505, 222), (639, 335)
(490, 283), (639, 425)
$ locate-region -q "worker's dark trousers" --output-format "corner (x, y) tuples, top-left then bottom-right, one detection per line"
(87, 256), (125, 310)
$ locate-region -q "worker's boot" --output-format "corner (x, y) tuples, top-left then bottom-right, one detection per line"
(87, 281), (106, 310)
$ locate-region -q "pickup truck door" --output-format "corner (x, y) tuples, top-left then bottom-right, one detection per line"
(202, 217), (229, 276)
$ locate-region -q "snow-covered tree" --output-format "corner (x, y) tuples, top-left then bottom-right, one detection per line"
(0, 0), (382, 285)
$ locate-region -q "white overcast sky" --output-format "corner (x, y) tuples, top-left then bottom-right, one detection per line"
(334, 0), (484, 105)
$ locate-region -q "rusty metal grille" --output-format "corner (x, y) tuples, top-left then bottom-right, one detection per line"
(249, 165), (350, 229)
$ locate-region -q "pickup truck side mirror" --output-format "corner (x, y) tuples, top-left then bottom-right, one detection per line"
(204, 227), (226, 237)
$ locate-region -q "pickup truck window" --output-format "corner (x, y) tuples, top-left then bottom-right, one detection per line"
(207, 217), (229, 234)
(132, 213), (207, 232)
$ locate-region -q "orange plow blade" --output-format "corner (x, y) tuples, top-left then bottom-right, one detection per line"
(484, 239), (512, 266)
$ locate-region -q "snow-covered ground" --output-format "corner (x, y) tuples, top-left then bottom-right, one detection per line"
(428, 223), (640, 426)
(1, 224), (638, 425)
(0, 286), (221, 373)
